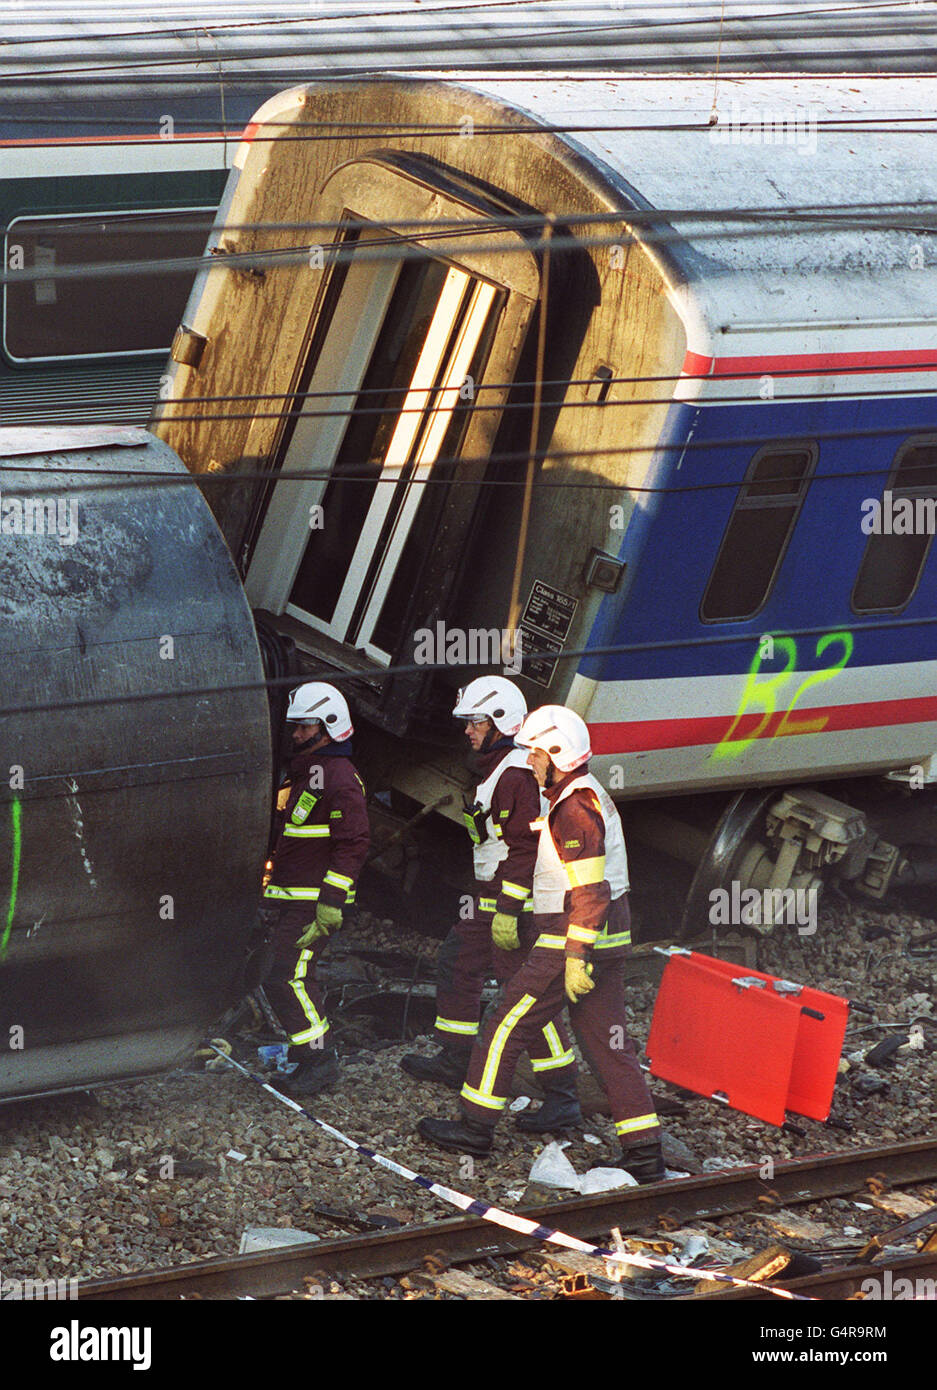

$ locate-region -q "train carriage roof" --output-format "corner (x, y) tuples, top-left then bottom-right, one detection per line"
(453, 72), (937, 337)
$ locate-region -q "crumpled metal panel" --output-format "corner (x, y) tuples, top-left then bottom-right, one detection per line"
(0, 431), (271, 1099)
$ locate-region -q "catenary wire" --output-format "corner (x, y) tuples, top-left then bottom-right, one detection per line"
(1, 609), (935, 725)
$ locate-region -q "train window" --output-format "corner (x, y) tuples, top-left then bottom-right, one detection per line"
(701, 443), (816, 621)
(852, 439), (937, 613)
(3, 209), (214, 362)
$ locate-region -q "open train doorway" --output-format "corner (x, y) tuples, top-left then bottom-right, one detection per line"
(247, 227), (502, 666)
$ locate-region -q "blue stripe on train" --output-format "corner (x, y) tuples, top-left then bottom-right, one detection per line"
(579, 392), (937, 684)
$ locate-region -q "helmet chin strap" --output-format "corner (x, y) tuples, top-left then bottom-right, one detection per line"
(480, 725), (500, 754)
(293, 726), (330, 755)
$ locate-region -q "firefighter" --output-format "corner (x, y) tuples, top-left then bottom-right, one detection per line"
(418, 705), (665, 1184)
(262, 681), (369, 1096)
(401, 677), (582, 1133)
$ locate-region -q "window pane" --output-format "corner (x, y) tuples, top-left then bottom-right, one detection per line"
(4, 211), (213, 361)
(702, 505), (798, 620)
(893, 445), (937, 492)
(745, 449), (812, 499)
(853, 531), (932, 612)
(289, 256), (451, 623)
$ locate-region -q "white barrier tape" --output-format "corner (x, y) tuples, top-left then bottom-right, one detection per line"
(211, 1047), (812, 1300)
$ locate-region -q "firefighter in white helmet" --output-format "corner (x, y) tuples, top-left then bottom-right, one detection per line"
(262, 682), (369, 1096)
(419, 705), (665, 1183)
(401, 677), (582, 1133)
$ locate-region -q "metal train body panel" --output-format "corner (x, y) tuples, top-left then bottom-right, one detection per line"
(0, 429), (272, 1099)
(154, 74), (937, 809)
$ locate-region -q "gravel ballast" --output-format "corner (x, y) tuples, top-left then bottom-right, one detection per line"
(1, 901), (935, 1288)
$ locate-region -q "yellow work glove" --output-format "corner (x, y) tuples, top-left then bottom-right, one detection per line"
(491, 912), (520, 951)
(295, 902), (343, 949)
(565, 957), (594, 1003)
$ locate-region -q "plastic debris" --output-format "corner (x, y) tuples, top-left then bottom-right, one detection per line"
(580, 1167), (638, 1194)
(509, 1095), (532, 1112)
(226, 1150), (247, 1162)
(239, 1227), (320, 1254)
(528, 1140), (580, 1190)
(528, 1143), (638, 1194)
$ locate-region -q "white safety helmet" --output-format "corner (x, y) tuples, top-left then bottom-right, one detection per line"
(515, 705), (591, 773)
(285, 681), (353, 741)
(452, 676), (526, 737)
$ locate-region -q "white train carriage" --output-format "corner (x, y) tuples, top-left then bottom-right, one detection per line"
(153, 73), (937, 923)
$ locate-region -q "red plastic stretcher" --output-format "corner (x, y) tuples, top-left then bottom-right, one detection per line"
(646, 950), (850, 1126)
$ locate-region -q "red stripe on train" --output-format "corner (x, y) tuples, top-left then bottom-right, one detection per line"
(590, 694), (937, 755)
(682, 348), (937, 379)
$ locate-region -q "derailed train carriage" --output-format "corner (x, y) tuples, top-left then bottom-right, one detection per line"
(0, 427), (271, 1099)
(154, 74), (937, 929)
(5, 67), (937, 1104)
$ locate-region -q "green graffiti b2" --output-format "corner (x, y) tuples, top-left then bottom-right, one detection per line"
(713, 631), (854, 761)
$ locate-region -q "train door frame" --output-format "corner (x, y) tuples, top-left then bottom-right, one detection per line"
(243, 154), (540, 693)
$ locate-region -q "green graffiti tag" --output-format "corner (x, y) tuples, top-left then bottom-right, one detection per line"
(2, 797), (21, 958)
(713, 631), (854, 761)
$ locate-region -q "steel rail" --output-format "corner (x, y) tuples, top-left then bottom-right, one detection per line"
(75, 1137), (937, 1300)
(685, 1248), (937, 1301)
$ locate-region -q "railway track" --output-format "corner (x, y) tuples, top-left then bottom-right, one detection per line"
(75, 1137), (937, 1301)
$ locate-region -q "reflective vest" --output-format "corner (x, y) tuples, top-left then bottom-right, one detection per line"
(464, 748), (535, 883)
(532, 772), (629, 914)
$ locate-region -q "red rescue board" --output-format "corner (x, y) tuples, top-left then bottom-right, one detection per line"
(646, 951), (849, 1126)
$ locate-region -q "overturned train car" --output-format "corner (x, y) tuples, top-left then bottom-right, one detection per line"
(154, 75), (937, 929)
(0, 427), (271, 1100)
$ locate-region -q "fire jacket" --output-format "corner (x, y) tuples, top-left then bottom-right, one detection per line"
(463, 739), (541, 917)
(264, 742), (370, 911)
(532, 763), (631, 959)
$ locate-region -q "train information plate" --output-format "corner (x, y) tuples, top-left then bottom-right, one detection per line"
(519, 581), (578, 687)
(521, 581), (578, 643)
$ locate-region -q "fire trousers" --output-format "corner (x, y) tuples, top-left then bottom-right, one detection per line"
(433, 904), (577, 1084)
(263, 905), (333, 1049)
(459, 929), (660, 1147)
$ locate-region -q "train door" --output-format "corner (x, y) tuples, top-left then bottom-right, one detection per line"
(245, 156), (540, 711)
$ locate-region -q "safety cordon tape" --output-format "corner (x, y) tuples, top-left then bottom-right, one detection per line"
(211, 1047), (813, 1301)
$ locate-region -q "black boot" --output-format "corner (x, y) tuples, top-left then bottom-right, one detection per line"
(282, 1045), (339, 1097)
(417, 1114), (494, 1155)
(400, 1047), (469, 1091)
(515, 1076), (583, 1133)
(621, 1139), (666, 1186)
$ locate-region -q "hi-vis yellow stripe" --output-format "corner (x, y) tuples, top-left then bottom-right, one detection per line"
(460, 1082), (506, 1111)
(531, 1021), (575, 1071)
(264, 885), (320, 901)
(289, 949), (330, 1043)
(283, 824), (330, 838)
(615, 1113), (660, 1137)
(437, 1017), (478, 1036)
(567, 924), (599, 944)
(564, 855), (605, 888)
(478, 993), (537, 1099)
(595, 930), (631, 949)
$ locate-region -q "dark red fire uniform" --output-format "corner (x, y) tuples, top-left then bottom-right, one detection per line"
(433, 741), (577, 1080)
(263, 744), (369, 1046)
(459, 765), (660, 1152)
